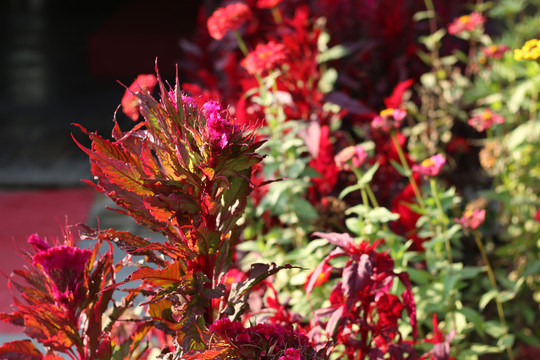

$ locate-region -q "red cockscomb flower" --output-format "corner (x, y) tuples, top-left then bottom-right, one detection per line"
(207, 2), (252, 40)
(202, 100), (234, 150)
(241, 41), (287, 76)
(121, 74), (158, 121)
(31, 235), (92, 305)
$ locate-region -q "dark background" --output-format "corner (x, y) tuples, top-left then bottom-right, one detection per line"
(0, 0), (204, 188)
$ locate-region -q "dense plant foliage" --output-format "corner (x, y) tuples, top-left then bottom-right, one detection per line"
(1, 0), (539, 359)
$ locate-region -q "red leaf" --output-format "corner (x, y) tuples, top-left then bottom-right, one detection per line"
(325, 304), (345, 337)
(342, 253), (373, 301)
(383, 78), (414, 109)
(0, 340), (43, 360)
(313, 232), (355, 250)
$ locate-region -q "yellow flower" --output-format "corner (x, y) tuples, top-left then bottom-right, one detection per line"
(514, 38), (540, 61)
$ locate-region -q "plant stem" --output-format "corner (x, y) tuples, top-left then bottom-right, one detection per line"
(430, 178), (452, 264)
(472, 230), (514, 360)
(233, 30), (249, 56)
(390, 132), (425, 210)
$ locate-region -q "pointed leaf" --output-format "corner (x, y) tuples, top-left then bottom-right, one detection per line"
(0, 340), (42, 360)
(130, 262), (184, 288)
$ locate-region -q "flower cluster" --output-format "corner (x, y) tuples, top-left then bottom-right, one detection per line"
(207, 2), (252, 40)
(481, 44), (509, 60)
(206, 318), (327, 359)
(514, 38), (540, 61)
(241, 40), (288, 76)
(467, 108), (505, 132)
(412, 153), (446, 177)
(448, 12), (486, 36)
(334, 145), (367, 171)
(371, 108), (407, 133)
(455, 209), (486, 231)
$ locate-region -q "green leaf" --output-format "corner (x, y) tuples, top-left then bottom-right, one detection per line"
(319, 68), (338, 93)
(365, 207), (400, 223)
(413, 10), (435, 22)
(505, 119), (540, 150)
(317, 45), (349, 63)
(498, 334), (515, 349)
(484, 320), (506, 338)
(522, 259), (540, 277)
(339, 183), (364, 200)
(358, 163), (379, 187)
(389, 159), (411, 177)
(459, 307), (486, 337)
(479, 289), (498, 310)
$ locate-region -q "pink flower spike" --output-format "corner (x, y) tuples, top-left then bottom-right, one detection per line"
(412, 153), (446, 177)
(207, 2), (252, 40)
(455, 209), (486, 230)
(203, 101), (234, 150)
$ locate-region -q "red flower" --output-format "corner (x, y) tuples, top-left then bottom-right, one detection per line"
(121, 74), (158, 121)
(412, 154), (446, 177)
(334, 145), (368, 171)
(535, 208), (540, 222)
(448, 12), (486, 36)
(31, 236), (92, 305)
(481, 44), (509, 60)
(278, 348), (302, 360)
(455, 209), (486, 231)
(468, 108), (504, 132)
(371, 108), (407, 133)
(256, 0), (282, 8)
(207, 2), (252, 40)
(241, 41), (288, 76)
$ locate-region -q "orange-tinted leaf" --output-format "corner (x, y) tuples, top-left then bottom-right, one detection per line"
(43, 355), (65, 360)
(184, 349), (226, 360)
(130, 262), (184, 287)
(0, 340), (42, 359)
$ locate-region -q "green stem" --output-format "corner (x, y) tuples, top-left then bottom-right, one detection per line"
(472, 230), (514, 360)
(430, 178), (452, 264)
(391, 132), (426, 210)
(233, 30), (249, 56)
(271, 7), (282, 24)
